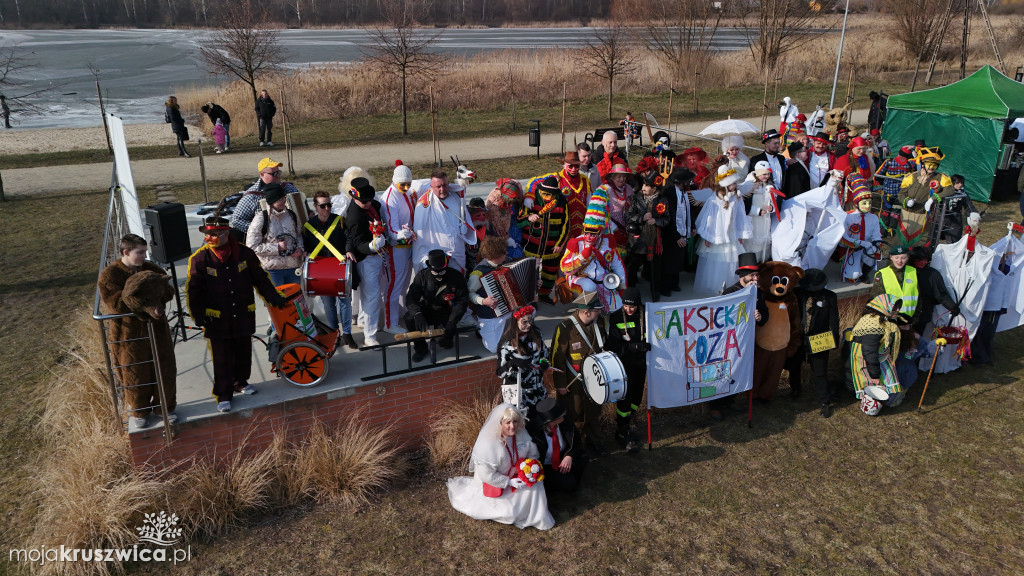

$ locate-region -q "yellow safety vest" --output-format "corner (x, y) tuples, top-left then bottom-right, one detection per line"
(879, 266), (918, 317)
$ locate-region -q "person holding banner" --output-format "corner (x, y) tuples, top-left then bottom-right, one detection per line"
(606, 287), (650, 453)
(784, 269), (840, 417)
(302, 191), (357, 350)
(551, 291), (610, 456)
(496, 305), (551, 419)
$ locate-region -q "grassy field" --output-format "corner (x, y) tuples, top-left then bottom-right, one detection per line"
(2, 173), (1023, 574)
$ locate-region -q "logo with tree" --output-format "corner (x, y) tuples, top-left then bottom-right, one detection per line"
(136, 511), (183, 547)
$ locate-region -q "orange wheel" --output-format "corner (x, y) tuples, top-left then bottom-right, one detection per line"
(277, 342), (329, 388)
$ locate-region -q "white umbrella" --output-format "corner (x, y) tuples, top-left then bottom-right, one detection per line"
(698, 119), (760, 137)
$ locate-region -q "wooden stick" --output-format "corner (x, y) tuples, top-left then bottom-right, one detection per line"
(917, 343), (943, 412)
(846, 68), (854, 104)
(761, 74), (770, 133)
(561, 81), (567, 155)
(393, 328), (446, 342)
(430, 86), (438, 166)
(667, 81), (673, 131)
(97, 80), (112, 154)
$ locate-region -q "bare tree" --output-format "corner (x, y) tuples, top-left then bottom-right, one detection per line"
(362, 1), (443, 136)
(198, 0), (286, 132)
(580, 25), (639, 121)
(619, 0), (722, 94)
(741, 0), (836, 76)
(883, 0), (958, 91)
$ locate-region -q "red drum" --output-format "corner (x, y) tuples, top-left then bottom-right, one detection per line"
(301, 257), (351, 297)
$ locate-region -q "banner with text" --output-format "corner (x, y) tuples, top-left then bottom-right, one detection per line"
(646, 285), (756, 408)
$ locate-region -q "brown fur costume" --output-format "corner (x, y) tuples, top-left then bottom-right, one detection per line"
(752, 262), (803, 401)
(97, 263), (177, 418)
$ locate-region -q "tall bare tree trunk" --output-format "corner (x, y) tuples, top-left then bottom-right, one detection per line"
(607, 75), (613, 120)
(401, 69), (408, 135)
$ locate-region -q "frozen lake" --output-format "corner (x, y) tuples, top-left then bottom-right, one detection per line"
(0, 27), (753, 129)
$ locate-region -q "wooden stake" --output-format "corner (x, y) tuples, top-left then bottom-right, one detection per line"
(430, 86), (438, 166)
(761, 74), (770, 133)
(846, 68), (854, 104)
(279, 86), (295, 176)
(509, 64), (516, 131)
(667, 82), (673, 131)
(197, 138), (209, 204)
(561, 82), (567, 155)
(97, 80), (112, 155)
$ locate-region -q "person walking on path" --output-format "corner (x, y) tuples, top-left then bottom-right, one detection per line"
(1, 95), (11, 129)
(164, 95), (190, 157)
(256, 89), (276, 147)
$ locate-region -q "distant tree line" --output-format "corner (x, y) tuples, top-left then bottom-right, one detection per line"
(0, 0), (616, 28)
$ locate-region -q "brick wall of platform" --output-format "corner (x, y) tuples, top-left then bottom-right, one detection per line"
(130, 358), (499, 470)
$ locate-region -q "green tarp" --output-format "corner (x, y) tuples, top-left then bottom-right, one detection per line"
(882, 66), (1024, 203)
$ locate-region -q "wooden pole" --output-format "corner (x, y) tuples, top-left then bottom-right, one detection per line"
(667, 82), (673, 131)
(279, 86), (295, 176)
(197, 138), (209, 204)
(693, 72), (699, 114)
(429, 86), (439, 166)
(846, 68), (854, 104)
(97, 80), (112, 155)
(509, 64), (516, 131)
(560, 82), (567, 155)
(761, 74), (770, 133)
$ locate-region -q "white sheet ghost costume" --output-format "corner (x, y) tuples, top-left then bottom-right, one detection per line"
(771, 173), (846, 271)
(447, 404), (555, 530)
(412, 185), (477, 274)
(993, 231), (1024, 332)
(922, 234), (995, 374)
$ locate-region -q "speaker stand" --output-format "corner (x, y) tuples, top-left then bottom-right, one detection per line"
(164, 261), (201, 344)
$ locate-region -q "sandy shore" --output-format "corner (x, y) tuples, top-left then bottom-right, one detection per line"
(0, 122), (203, 155)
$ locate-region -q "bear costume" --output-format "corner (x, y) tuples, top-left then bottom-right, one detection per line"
(752, 261), (804, 401)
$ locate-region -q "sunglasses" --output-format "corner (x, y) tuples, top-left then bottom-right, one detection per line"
(316, 203), (331, 209)
(263, 170), (281, 176)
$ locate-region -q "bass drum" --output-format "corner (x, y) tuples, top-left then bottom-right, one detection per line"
(581, 351), (627, 405)
(301, 257), (351, 298)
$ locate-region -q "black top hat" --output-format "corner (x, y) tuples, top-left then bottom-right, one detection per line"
(426, 249), (448, 271)
(914, 139), (927, 147)
(622, 287), (642, 306)
(263, 182), (286, 205)
(349, 177), (376, 201)
(761, 129), (781, 143)
(735, 252), (759, 276)
(537, 175), (560, 196)
(810, 131), (831, 143)
(200, 216), (230, 233)
(787, 141), (805, 156)
(800, 268), (828, 292)
(534, 397), (566, 426)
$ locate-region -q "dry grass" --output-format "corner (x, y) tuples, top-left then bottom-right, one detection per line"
(290, 413), (403, 507)
(425, 390), (500, 472)
(168, 437), (278, 537)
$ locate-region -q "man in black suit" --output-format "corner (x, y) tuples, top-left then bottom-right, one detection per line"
(783, 140), (812, 198)
(783, 268), (840, 417)
(528, 397), (588, 493)
(749, 129), (786, 191)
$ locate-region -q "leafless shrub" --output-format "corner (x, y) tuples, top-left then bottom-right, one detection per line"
(426, 390), (500, 472)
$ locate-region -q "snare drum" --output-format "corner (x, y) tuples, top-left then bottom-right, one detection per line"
(301, 257), (351, 297)
(581, 351), (627, 405)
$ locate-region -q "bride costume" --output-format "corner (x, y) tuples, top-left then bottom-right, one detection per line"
(447, 403), (555, 530)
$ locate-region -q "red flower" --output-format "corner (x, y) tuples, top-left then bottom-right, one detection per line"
(654, 203), (667, 216)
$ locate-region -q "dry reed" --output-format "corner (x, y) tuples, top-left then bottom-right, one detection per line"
(425, 390), (500, 472)
(290, 412), (402, 507)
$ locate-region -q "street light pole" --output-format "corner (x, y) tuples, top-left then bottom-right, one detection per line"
(830, 0), (851, 109)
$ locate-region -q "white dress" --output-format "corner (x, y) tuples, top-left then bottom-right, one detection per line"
(447, 404), (555, 530)
(745, 181), (776, 263)
(695, 192), (751, 296)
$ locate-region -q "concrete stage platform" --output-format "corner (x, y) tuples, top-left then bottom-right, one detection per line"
(128, 201), (873, 469)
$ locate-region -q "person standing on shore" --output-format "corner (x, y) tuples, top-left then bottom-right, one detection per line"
(1, 95), (11, 129)
(256, 89), (276, 147)
(164, 95), (190, 158)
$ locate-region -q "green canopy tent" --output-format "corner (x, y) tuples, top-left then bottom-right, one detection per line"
(882, 65), (1024, 202)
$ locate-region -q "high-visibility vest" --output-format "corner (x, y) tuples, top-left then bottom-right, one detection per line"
(879, 266), (919, 317)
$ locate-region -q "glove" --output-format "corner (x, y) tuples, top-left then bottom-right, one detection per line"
(396, 227), (413, 241)
(538, 358), (550, 373)
(906, 198), (915, 208)
(269, 293), (288, 308)
(506, 237), (517, 247)
(639, 341), (652, 352)
(508, 478), (527, 490)
(924, 198), (934, 212)
(413, 313), (428, 333)
(859, 240), (873, 250)
(949, 305), (961, 317)
(524, 197), (534, 210)
(370, 236), (386, 252)
(581, 245), (593, 259)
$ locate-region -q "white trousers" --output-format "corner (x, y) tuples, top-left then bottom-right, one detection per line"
(355, 254), (383, 339)
(383, 247), (413, 329)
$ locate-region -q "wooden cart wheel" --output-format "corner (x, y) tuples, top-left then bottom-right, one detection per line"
(277, 341), (329, 388)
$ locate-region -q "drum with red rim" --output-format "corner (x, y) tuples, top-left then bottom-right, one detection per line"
(301, 257), (351, 298)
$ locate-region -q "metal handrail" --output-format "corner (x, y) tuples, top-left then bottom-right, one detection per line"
(92, 183), (173, 444)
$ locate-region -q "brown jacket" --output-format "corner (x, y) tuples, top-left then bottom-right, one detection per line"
(550, 311), (608, 391)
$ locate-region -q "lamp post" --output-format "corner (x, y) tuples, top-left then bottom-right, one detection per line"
(829, 0), (851, 109)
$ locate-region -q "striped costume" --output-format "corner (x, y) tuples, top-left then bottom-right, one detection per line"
(518, 192), (569, 299)
(525, 170), (592, 239)
(848, 295), (902, 400)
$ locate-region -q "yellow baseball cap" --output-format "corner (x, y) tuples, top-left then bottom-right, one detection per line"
(257, 157), (283, 173)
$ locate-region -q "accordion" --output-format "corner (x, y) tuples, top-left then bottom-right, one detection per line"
(482, 257), (539, 317)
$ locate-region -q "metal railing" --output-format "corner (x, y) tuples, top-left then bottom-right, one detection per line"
(92, 184), (173, 444)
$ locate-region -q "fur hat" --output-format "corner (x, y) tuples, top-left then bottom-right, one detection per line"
(714, 165), (740, 188)
(392, 159), (412, 184)
(339, 166), (375, 198)
(721, 135), (744, 153)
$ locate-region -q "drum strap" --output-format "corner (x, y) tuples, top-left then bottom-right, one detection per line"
(567, 315), (603, 381)
(304, 217), (344, 260)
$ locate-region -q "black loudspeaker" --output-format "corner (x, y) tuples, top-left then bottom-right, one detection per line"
(143, 202), (192, 264)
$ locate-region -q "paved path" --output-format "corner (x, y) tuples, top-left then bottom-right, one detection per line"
(4, 110), (868, 196)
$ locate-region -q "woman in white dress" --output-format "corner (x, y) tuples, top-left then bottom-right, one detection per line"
(720, 135), (750, 182)
(695, 165), (752, 296)
(447, 404), (555, 530)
